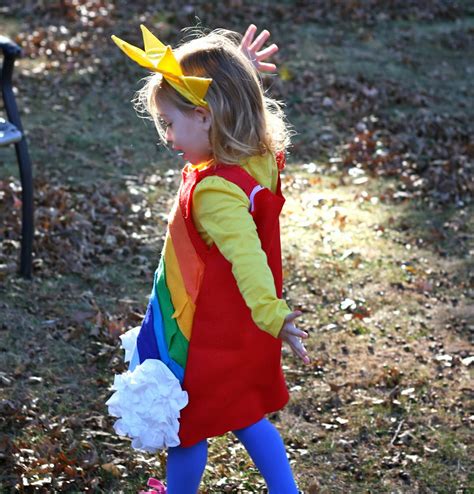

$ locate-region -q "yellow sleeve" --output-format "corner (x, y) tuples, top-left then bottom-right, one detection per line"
(192, 175), (291, 338)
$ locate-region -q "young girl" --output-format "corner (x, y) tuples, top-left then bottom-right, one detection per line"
(108, 24), (310, 494)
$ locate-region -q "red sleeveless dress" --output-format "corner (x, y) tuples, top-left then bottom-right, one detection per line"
(177, 158), (289, 447)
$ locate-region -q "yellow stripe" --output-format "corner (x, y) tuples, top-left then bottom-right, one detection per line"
(163, 235), (195, 340)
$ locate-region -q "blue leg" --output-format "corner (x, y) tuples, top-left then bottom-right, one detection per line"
(233, 418), (299, 494)
(166, 439), (208, 494)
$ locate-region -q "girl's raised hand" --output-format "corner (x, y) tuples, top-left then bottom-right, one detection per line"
(278, 311), (311, 365)
(239, 24), (279, 72)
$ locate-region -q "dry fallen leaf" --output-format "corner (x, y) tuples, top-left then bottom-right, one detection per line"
(101, 462), (121, 477)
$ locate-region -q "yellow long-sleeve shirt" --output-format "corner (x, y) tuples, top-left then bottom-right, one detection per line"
(191, 152), (291, 338)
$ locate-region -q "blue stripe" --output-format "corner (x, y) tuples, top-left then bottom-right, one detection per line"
(133, 269), (185, 383)
(129, 346), (140, 372)
(136, 302), (161, 362)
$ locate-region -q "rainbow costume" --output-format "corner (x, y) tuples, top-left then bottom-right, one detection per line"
(107, 26), (291, 451)
(107, 152), (290, 449)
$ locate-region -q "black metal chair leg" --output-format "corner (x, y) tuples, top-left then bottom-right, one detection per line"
(15, 138), (33, 277)
(1, 37), (34, 278)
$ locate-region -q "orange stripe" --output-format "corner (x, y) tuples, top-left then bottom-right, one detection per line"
(168, 199), (204, 303)
(163, 236), (194, 340)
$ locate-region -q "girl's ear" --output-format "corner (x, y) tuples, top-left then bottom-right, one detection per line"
(193, 107), (212, 131)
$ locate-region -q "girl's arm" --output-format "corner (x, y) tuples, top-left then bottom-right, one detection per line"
(239, 24), (279, 72)
(193, 175), (310, 364)
(193, 175), (288, 337)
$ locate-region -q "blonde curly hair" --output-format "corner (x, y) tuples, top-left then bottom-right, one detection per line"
(134, 28), (291, 164)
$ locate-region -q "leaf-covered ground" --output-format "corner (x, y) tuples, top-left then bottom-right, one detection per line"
(0, 1), (473, 492)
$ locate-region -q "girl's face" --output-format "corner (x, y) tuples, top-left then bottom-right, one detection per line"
(156, 98), (212, 165)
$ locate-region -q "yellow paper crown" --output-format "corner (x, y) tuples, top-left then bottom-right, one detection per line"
(111, 25), (212, 108)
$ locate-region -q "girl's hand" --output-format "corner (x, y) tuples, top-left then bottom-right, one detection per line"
(239, 24), (279, 72)
(278, 311), (311, 365)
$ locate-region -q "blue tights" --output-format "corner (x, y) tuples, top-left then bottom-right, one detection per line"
(166, 418), (299, 493)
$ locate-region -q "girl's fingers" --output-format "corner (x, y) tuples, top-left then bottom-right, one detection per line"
(282, 322), (308, 338)
(256, 62), (277, 72)
(255, 44), (279, 61)
(240, 26), (278, 73)
(291, 338), (310, 364)
(285, 310), (302, 324)
(288, 327), (308, 339)
(240, 24), (257, 49)
(249, 29), (270, 52)
(281, 311), (310, 363)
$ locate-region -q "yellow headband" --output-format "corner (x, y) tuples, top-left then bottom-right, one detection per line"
(111, 25), (212, 108)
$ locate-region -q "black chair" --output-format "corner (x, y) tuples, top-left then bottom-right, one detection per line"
(0, 36), (33, 278)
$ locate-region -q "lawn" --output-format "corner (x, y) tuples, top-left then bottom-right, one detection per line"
(0, 1), (472, 492)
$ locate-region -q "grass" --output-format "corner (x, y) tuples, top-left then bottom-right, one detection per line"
(277, 164), (472, 492)
(1, 3), (473, 493)
(6, 165), (469, 492)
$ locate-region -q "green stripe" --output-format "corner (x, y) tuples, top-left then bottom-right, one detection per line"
(155, 257), (189, 368)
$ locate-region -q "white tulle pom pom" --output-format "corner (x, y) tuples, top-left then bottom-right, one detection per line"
(106, 355), (188, 451)
(119, 325), (140, 363)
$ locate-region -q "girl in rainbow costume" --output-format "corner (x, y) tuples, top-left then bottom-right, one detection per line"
(106, 24), (310, 494)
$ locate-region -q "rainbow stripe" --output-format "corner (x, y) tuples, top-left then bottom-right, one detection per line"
(130, 200), (204, 383)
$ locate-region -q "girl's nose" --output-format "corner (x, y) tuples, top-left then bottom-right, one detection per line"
(165, 127), (172, 142)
